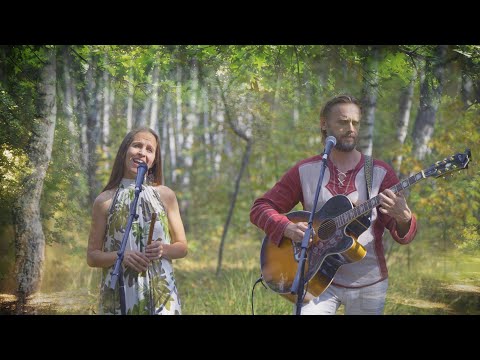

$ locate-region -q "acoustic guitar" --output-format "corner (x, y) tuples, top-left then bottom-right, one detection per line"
(260, 149), (471, 303)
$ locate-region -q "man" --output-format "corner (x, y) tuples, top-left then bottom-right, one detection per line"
(250, 94), (417, 315)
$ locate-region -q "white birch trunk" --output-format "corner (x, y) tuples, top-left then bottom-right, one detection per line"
(160, 94), (168, 185)
(175, 64), (184, 170)
(214, 101), (225, 174)
(79, 94), (89, 171)
(62, 47), (75, 135)
(183, 60), (198, 189)
(126, 70), (134, 131)
(179, 60), (199, 228)
(202, 86), (212, 171)
(14, 47), (57, 306)
(393, 69), (417, 175)
(293, 87), (300, 125)
(166, 91), (177, 184)
(357, 47), (379, 156)
(149, 65), (159, 131)
(138, 97), (151, 128)
(412, 45), (447, 160)
(86, 55), (101, 204)
(102, 63), (111, 163)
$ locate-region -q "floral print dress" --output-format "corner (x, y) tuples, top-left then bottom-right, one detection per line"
(99, 178), (181, 315)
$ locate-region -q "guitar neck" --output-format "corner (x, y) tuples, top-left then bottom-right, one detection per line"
(335, 170), (426, 228)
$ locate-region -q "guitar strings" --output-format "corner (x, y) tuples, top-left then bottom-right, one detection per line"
(314, 156), (466, 239)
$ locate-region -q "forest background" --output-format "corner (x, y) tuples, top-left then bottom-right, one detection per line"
(0, 45), (479, 314)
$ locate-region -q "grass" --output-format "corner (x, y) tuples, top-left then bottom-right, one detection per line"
(1, 233), (479, 315)
(174, 235), (292, 315)
(385, 244), (480, 315)
(173, 235), (480, 315)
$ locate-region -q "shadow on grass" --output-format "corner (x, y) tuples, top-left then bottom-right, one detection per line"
(418, 278), (480, 314)
(387, 277), (480, 315)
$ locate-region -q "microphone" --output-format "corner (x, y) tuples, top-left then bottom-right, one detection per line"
(322, 136), (337, 159)
(134, 161), (148, 192)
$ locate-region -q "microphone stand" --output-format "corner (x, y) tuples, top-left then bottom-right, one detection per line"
(291, 145), (333, 315)
(109, 178), (145, 315)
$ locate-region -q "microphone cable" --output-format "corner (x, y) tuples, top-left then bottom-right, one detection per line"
(250, 275), (267, 315)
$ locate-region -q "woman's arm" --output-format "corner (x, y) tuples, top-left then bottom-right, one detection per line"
(155, 185), (188, 260)
(86, 190), (150, 272)
(87, 191), (117, 268)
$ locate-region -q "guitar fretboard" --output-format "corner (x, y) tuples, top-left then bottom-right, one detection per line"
(334, 170), (425, 228)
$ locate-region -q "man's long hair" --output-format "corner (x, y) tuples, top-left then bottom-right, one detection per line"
(102, 127), (163, 192)
(320, 94), (362, 141)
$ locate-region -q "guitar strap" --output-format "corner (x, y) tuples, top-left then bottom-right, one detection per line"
(364, 155), (373, 219)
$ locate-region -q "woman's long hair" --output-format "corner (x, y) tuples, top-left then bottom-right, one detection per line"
(102, 127), (163, 192)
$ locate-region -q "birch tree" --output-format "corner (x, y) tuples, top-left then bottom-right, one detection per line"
(412, 45), (447, 160)
(393, 69), (417, 176)
(13, 46), (57, 309)
(357, 46), (380, 156)
(126, 70), (134, 131)
(85, 55), (101, 204)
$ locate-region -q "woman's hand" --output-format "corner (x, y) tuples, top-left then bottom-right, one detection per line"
(123, 250), (150, 272)
(145, 241), (163, 260)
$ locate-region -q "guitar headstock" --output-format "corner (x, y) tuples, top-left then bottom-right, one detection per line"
(424, 148), (471, 178)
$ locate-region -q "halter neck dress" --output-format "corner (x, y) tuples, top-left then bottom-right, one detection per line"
(99, 178), (181, 315)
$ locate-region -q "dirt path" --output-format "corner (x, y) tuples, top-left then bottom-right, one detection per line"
(0, 291), (97, 315)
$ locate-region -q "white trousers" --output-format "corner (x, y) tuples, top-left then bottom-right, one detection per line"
(298, 278), (389, 315)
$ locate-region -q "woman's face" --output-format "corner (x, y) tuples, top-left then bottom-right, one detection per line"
(123, 131), (157, 179)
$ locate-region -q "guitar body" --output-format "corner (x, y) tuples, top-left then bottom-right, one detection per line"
(260, 195), (368, 303)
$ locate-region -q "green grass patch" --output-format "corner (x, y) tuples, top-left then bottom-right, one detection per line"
(3, 233), (478, 315)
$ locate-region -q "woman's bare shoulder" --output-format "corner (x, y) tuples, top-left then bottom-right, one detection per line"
(93, 189), (117, 212)
(153, 185), (177, 204)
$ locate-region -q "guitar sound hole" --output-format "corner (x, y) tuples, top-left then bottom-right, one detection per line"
(317, 219), (336, 240)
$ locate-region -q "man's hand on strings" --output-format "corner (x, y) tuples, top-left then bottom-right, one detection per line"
(284, 222), (313, 245)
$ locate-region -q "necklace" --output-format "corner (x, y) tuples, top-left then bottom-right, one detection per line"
(337, 169), (348, 187)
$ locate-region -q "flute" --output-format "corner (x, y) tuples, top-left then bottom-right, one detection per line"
(141, 212), (157, 277)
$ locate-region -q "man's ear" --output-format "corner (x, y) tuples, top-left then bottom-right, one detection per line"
(320, 116), (327, 130)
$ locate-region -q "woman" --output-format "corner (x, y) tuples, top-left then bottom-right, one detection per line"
(87, 127), (188, 315)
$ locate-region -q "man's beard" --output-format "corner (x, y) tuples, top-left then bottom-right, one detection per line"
(335, 137), (357, 152)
